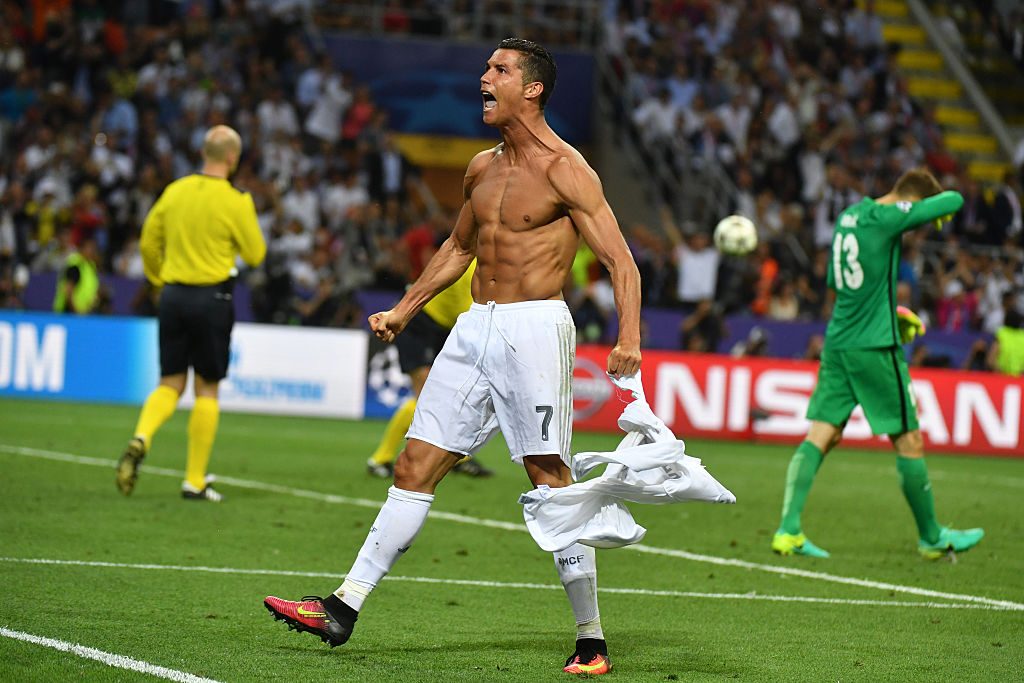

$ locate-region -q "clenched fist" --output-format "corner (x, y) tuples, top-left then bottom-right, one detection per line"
(368, 309), (409, 343)
(607, 342), (641, 378)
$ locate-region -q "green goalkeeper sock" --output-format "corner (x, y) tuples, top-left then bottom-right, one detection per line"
(778, 441), (824, 535)
(896, 456), (942, 544)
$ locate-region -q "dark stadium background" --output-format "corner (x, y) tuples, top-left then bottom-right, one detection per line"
(2, 0), (1021, 371)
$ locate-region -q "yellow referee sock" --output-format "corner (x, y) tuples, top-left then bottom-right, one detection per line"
(133, 385), (180, 449)
(370, 398), (417, 465)
(185, 397), (220, 490)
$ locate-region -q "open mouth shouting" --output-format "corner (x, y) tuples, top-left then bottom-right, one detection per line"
(481, 90), (497, 112)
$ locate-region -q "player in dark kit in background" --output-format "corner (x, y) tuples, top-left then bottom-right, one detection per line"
(116, 125), (266, 502)
(772, 168), (984, 560)
(264, 39), (642, 675)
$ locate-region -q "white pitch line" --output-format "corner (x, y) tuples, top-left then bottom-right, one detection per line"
(625, 545), (1024, 611)
(3, 444), (1023, 612)
(0, 626), (222, 683)
(0, 556), (1014, 612)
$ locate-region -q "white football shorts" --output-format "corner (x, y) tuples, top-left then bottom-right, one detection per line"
(407, 300), (576, 465)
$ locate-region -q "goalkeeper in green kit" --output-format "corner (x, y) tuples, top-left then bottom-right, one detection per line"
(772, 168), (984, 560)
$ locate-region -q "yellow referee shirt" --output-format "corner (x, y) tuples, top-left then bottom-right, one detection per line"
(422, 259), (476, 330)
(140, 175), (266, 286)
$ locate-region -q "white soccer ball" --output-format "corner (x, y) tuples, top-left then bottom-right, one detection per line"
(713, 215), (758, 256)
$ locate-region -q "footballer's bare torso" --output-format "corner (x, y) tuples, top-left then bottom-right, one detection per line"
(468, 142), (581, 304)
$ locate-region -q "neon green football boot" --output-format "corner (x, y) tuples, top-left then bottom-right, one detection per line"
(771, 531), (830, 558)
(918, 526), (985, 560)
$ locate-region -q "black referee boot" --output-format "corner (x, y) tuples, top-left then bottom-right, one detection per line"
(115, 437), (146, 495)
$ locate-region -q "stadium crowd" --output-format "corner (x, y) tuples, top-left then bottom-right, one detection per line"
(0, 0), (1021, 373)
(605, 0), (1024, 368)
(0, 0), (435, 325)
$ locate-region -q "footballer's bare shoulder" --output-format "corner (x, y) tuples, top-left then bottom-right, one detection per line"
(545, 146), (604, 215)
(463, 145), (503, 199)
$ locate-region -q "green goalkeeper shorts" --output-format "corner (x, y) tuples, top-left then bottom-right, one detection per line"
(806, 346), (919, 436)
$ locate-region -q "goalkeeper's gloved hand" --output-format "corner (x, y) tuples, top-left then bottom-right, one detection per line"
(896, 306), (926, 344)
(935, 214), (954, 231)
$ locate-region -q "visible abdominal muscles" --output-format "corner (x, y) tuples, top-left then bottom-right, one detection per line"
(474, 217), (578, 303)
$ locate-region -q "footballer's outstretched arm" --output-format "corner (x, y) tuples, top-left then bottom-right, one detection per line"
(392, 201), (478, 321)
(899, 191), (965, 232)
(369, 151), (488, 342)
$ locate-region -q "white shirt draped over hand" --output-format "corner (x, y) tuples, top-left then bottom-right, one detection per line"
(519, 372), (736, 552)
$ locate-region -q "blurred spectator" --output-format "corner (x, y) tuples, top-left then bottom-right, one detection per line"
(990, 171), (1022, 245)
(632, 86), (676, 144)
(281, 173), (320, 233)
(665, 60), (697, 109)
(988, 309), (1024, 376)
(25, 181), (70, 259)
(304, 65), (352, 145)
(295, 273), (356, 327)
(678, 93), (709, 139)
(716, 92), (752, 154)
(803, 333), (824, 361)
(680, 299), (725, 352)
(963, 338), (990, 372)
(365, 132), (414, 203)
(401, 212), (448, 281)
(731, 326), (770, 358)
(94, 84), (138, 140)
(953, 175), (991, 243)
(768, 277), (800, 321)
(977, 259), (1015, 333)
(322, 167), (369, 230)
(845, 0), (885, 50)
(813, 165), (861, 248)
(257, 84), (300, 144)
(796, 248), (829, 319)
(573, 268), (615, 343)
(53, 235), (103, 314)
(0, 23), (26, 87)
(750, 241), (780, 317)
(341, 85), (376, 145)
(937, 279), (978, 332)
(764, 94), (799, 153)
(690, 114), (736, 169)
(0, 182), (30, 265)
(68, 184), (106, 249)
(733, 167), (757, 220)
(113, 230), (144, 279)
(670, 230), (720, 310)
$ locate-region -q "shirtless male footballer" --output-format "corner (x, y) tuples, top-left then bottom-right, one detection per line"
(264, 38), (642, 676)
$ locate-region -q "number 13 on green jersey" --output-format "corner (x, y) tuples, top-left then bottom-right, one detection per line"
(825, 191), (964, 351)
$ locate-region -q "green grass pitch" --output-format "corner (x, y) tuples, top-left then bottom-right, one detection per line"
(0, 398), (1021, 682)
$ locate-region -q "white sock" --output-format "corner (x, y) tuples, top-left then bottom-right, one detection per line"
(334, 485), (433, 611)
(553, 543), (603, 640)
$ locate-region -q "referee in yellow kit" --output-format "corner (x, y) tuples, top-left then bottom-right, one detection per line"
(116, 125), (266, 501)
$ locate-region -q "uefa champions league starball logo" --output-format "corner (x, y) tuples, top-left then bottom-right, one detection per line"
(367, 346), (411, 407)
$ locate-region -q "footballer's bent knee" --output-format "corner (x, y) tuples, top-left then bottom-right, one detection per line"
(393, 440), (458, 493)
(892, 430), (925, 458)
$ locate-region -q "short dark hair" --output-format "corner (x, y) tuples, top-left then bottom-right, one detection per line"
(497, 37), (556, 109)
(893, 167), (942, 200)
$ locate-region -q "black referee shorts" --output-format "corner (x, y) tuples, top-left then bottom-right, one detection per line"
(394, 311), (451, 374)
(158, 282), (235, 381)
